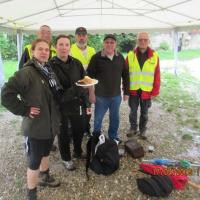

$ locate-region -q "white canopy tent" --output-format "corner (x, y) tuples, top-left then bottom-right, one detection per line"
(0, 0), (200, 72)
(0, 0), (200, 33)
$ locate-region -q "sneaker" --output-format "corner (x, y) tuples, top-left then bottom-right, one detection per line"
(62, 160), (76, 171)
(118, 148), (125, 157)
(27, 188), (37, 200)
(73, 152), (87, 159)
(126, 129), (138, 137)
(39, 172), (60, 187)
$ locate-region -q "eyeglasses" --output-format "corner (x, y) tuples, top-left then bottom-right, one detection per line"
(138, 38), (149, 42)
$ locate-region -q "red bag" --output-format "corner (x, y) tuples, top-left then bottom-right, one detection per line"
(169, 175), (188, 190)
(139, 163), (167, 175)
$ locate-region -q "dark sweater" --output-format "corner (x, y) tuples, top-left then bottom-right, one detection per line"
(48, 56), (89, 116)
(87, 51), (129, 97)
(137, 50), (148, 70)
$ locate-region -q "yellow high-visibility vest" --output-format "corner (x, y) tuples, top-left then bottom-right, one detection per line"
(128, 50), (158, 92)
(25, 44), (57, 59)
(70, 43), (95, 69)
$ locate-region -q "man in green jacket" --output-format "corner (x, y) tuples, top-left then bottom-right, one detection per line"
(1, 39), (61, 200)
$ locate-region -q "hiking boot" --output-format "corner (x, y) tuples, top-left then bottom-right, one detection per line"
(62, 160), (76, 171)
(39, 171), (60, 187)
(27, 188), (37, 200)
(126, 129), (138, 137)
(140, 131), (147, 140)
(73, 152), (87, 159)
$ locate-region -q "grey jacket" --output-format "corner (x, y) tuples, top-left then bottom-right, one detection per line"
(1, 63), (60, 139)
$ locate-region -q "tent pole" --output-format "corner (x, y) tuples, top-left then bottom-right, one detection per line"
(172, 29), (178, 76)
(16, 29), (23, 68)
(0, 52), (5, 88)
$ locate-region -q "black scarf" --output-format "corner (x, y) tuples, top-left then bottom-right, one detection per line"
(27, 58), (64, 102)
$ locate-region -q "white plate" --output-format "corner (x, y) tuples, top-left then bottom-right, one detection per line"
(75, 79), (98, 87)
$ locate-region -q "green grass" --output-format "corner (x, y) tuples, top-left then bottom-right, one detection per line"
(157, 49), (200, 60)
(182, 134), (193, 140)
(3, 60), (18, 80)
(0, 104), (6, 112)
(156, 72), (200, 131)
(157, 50), (173, 60)
(123, 49), (200, 60)
(2, 49), (200, 80)
(0, 60), (18, 113)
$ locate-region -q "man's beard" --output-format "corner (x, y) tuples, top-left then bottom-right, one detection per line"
(77, 41), (87, 49)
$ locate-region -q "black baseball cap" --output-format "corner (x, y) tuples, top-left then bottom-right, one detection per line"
(104, 34), (116, 41)
(75, 27), (87, 35)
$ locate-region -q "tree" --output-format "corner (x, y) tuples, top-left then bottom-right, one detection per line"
(88, 34), (104, 52)
(0, 33), (17, 60)
(116, 33), (137, 53)
(22, 34), (36, 48)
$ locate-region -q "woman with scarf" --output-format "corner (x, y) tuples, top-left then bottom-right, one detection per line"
(1, 39), (61, 200)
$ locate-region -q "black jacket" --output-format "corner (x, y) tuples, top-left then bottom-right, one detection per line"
(87, 50), (129, 97)
(48, 56), (90, 116)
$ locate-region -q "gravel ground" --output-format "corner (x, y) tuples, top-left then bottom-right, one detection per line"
(0, 101), (200, 200)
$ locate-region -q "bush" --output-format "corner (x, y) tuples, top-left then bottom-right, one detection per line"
(116, 33), (137, 53)
(0, 32), (137, 60)
(158, 41), (170, 51)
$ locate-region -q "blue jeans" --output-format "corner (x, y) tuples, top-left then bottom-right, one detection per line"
(93, 95), (122, 140)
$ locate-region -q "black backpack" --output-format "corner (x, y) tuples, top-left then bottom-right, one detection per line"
(137, 175), (173, 197)
(86, 134), (119, 178)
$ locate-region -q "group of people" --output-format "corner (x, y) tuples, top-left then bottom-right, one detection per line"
(1, 25), (160, 200)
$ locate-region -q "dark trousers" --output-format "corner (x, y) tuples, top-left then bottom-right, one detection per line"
(58, 115), (84, 161)
(128, 95), (151, 133)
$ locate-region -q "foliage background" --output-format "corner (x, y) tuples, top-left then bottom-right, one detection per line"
(0, 32), (137, 60)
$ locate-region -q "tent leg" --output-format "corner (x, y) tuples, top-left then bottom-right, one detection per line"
(16, 30), (23, 69)
(172, 29), (178, 76)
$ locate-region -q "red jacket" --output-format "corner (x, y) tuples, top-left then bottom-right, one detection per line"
(126, 47), (160, 100)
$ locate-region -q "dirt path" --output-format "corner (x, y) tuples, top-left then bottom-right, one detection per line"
(0, 102), (200, 200)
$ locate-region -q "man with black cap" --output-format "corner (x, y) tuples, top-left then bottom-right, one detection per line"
(87, 34), (129, 142)
(71, 27), (96, 136)
(71, 27), (95, 70)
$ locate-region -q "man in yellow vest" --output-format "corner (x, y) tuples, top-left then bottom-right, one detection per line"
(70, 27), (95, 70)
(126, 32), (160, 140)
(70, 27), (96, 136)
(19, 25), (56, 69)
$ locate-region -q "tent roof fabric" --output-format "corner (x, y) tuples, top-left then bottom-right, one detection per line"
(0, 0), (200, 33)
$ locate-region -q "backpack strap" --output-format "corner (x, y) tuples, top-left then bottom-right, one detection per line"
(86, 137), (92, 180)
